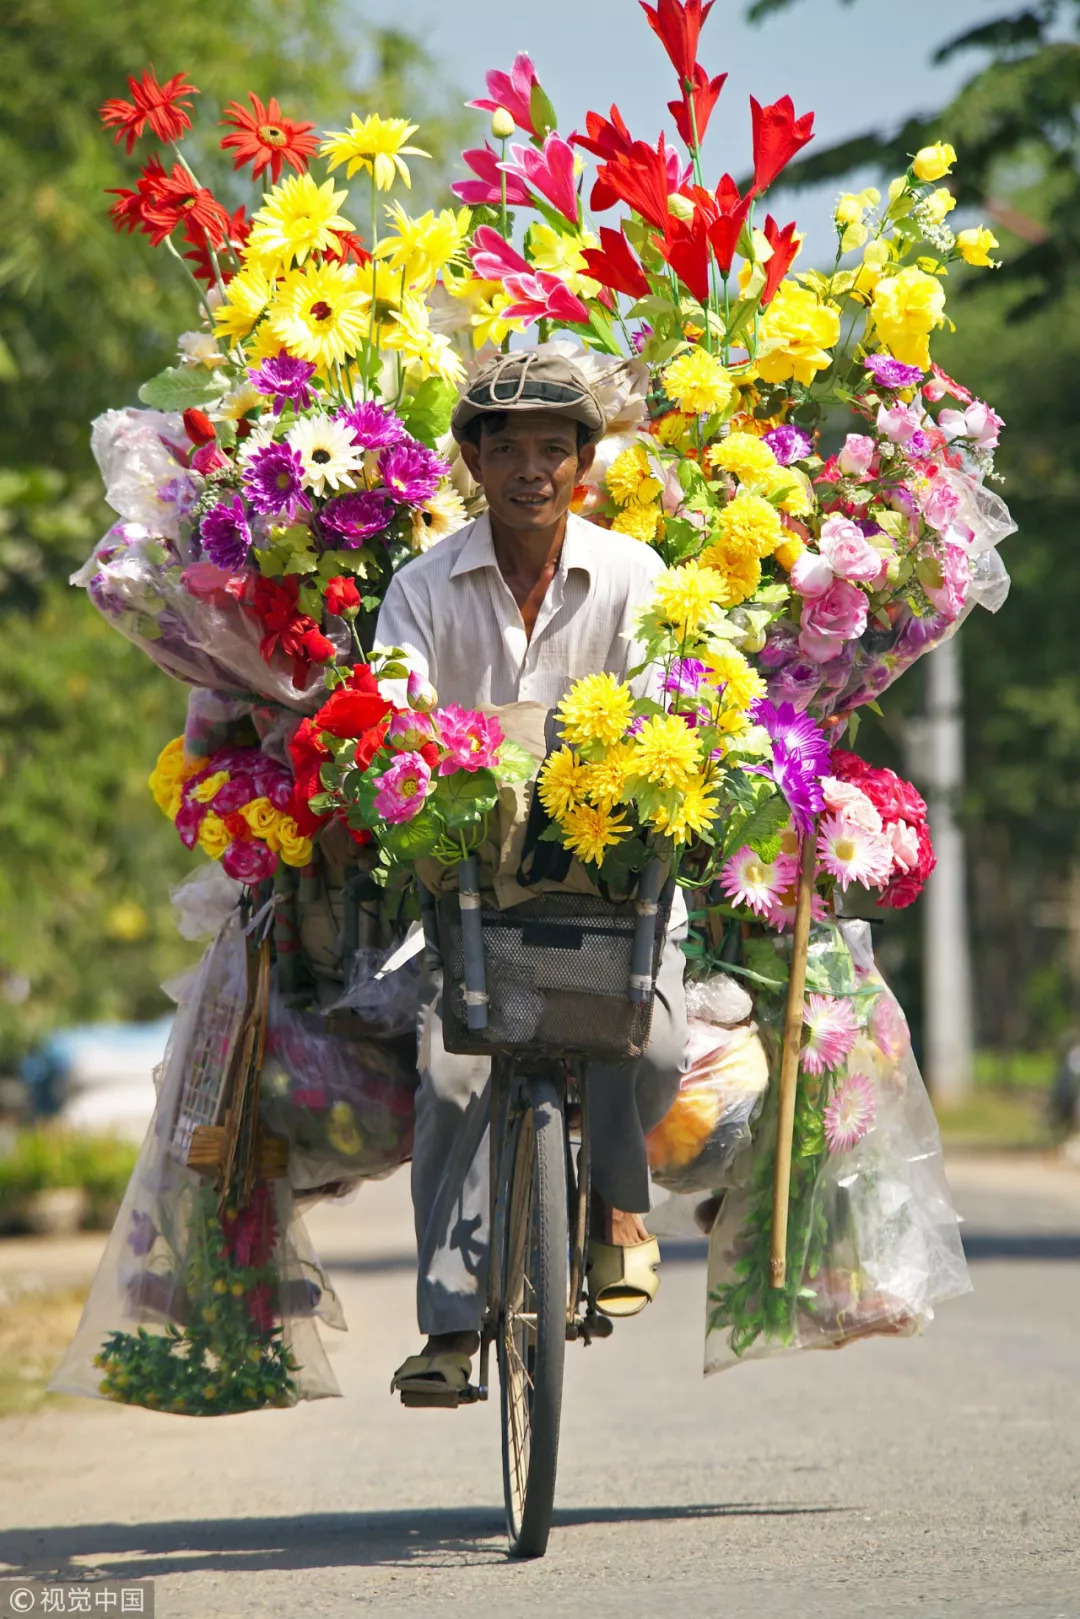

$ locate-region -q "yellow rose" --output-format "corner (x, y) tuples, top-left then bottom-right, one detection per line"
(196, 811), (231, 861)
(923, 187), (957, 226)
(148, 736), (196, 816)
(956, 226), (999, 268)
(871, 266), (946, 370)
(912, 142), (956, 182)
(239, 797), (281, 839)
(190, 770), (230, 805)
(275, 815), (314, 868)
(754, 281), (841, 386)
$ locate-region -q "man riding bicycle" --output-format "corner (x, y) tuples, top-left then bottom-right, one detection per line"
(375, 349), (688, 1404)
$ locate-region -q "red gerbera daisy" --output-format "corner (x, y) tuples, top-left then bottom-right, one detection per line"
(221, 93), (319, 185)
(139, 160), (231, 249)
(321, 230), (372, 267)
(100, 66), (199, 154)
(183, 205), (250, 284)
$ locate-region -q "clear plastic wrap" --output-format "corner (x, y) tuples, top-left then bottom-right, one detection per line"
(646, 1022), (769, 1195)
(50, 916), (343, 1414)
(704, 920), (971, 1373)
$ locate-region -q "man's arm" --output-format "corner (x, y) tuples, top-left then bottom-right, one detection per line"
(373, 569), (437, 687)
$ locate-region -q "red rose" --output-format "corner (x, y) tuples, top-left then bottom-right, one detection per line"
(182, 407), (216, 446)
(861, 768), (927, 826)
(314, 684), (392, 741)
(221, 810), (253, 841)
(287, 717), (332, 837)
(829, 748), (870, 782)
(324, 576), (361, 617)
(298, 624), (336, 665)
(354, 717), (392, 772)
(880, 822), (935, 908)
(347, 663), (379, 695)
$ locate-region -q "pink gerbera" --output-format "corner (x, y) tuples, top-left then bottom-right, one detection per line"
(824, 1072), (877, 1153)
(801, 993), (859, 1076)
(816, 813), (894, 891)
(719, 846), (799, 917)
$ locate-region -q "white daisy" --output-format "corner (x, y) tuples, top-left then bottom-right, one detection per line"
(816, 813), (893, 891)
(287, 414), (364, 496)
(409, 482), (468, 552)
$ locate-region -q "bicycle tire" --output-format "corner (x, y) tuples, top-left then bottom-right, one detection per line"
(498, 1074), (568, 1559)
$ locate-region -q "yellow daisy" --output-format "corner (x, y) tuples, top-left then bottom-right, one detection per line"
(266, 261), (369, 369)
(410, 483), (468, 552)
(712, 490), (785, 559)
(661, 347), (735, 416)
(708, 431), (777, 484)
(611, 504), (662, 543)
(213, 263), (277, 343)
(558, 801), (631, 866)
(537, 747), (590, 819)
(375, 202), (472, 290)
(247, 173), (354, 267)
(320, 114), (430, 190)
(650, 561), (726, 636)
(606, 443), (663, 507)
(556, 673), (636, 748)
(631, 714), (703, 790)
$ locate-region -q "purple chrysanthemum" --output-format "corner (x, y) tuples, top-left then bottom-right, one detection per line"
(631, 323), (653, 354)
(747, 697), (830, 835)
(378, 440), (447, 505)
(335, 400), (409, 451)
(200, 494), (252, 571)
(907, 429), (932, 458)
(248, 350), (317, 416)
(243, 443), (312, 524)
(864, 353), (925, 390)
(320, 490), (395, 548)
(763, 424), (813, 466)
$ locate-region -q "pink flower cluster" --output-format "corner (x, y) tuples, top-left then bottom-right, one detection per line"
(370, 698), (505, 825)
(173, 745), (294, 882)
(822, 749), (935, 908)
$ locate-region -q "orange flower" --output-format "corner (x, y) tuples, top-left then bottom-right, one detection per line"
(100, 67), (199, 154)
(221, 93), (319, 185)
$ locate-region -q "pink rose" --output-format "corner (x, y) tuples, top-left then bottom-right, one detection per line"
(222, 838), (278, 883)
(918, 476), (961, 532)
(939, 400), (1003, 450)
(798, 579), (869, 663)
(876, 402), (921, 444)
(789, 549), (834, 598)
(820, 776), (883, 833)
(818, 514), (886, 585)
(924, 541), (970, 623)
(838, 433), (876, 477)
(886, 818), (920, 873)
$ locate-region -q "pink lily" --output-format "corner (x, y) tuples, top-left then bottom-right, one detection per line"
(467, 52), (538, 136)
(452, 143), (532, 207)
(501, 270), (590, 326)
(499, 134), (580, 226)
(469, 224), (532, 282)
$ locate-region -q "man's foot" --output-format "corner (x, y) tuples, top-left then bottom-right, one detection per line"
(587, 1192), (661, 1318)
(423, 1330), (480, 1359)
(391, 1333), (479, 1406)
(591, 1191), (650, 1247)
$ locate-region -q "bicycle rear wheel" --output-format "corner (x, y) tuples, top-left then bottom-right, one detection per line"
(498, 1073), (568, 1559)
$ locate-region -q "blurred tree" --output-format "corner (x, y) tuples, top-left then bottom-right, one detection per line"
(0, 1), (466, 1064)
(747, 0), (1080, 1053)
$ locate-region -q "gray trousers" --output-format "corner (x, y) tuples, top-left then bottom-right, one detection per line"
(410, 929), (688, 1335)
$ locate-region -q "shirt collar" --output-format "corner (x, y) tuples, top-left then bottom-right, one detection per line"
(447, 510), (595, 582)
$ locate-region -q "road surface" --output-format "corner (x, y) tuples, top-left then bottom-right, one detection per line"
(1, 1154), (1078, 1619)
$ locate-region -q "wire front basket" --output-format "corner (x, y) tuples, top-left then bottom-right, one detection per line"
(434, 859), (670, 1061)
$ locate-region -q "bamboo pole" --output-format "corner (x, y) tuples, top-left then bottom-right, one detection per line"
(769, 823), (818, 1289)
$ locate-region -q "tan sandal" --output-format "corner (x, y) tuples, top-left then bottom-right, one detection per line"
(391, 1352), (473, 1408)
(587, 1236), (661, 1318)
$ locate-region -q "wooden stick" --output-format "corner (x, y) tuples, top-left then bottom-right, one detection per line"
(769, 823), (818, 1289)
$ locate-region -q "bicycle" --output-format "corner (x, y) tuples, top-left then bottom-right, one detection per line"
(412, 855), (669, 1558)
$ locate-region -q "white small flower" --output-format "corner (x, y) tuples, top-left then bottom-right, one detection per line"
(287, 415), (364, 496)
(178, 331), (227, 368)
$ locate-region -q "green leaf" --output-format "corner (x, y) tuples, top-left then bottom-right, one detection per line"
(494, 739), (538, 785)
(597, 834), (651, 889)
(137, 366), (229, 412)
(529, 81), (558, 141)
(802, 924), (858, 996)
(436, 768), (499, 827)
(378, 804), (441, 864)
(398, 376), (457, 447)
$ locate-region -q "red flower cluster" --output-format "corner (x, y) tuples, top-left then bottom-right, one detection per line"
(100, 67), (198, 153)
(288, 664), (397, 841)
(108, 155), (230, 250)
(830, 750), (936, 909)
(220, 1182), (278, 1270)
(248, 576), (336, 686)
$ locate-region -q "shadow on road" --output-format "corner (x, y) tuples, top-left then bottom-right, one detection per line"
(961, 1233), (1080, 1260)
(0, 1503), (849, 1578)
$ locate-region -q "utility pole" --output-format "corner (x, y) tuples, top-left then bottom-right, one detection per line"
(918, 637), (975, 1105)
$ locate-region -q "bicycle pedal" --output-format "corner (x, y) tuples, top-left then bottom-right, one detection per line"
(399, 1388), (462, 1409)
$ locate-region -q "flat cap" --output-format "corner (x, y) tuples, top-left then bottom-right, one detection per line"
(450, 349), (607, 444)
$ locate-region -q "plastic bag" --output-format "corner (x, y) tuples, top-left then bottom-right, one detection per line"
(704, 920), (971, 1374)
(260, 993), (418, 1193)
(325, 934), (426, 1039)
(646, 1022), (769, 1195)
(51, 916), (343, 1414)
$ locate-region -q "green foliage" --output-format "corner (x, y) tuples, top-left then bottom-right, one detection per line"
(0, 1129), (138, 1219)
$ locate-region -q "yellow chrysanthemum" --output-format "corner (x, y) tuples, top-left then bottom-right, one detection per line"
(581, 743), (636, 809)
(661, 348), (736, 416)
(558, 801), (631, 866)
(774, 533), (805, 572)
(697, 543), (762, 606)
(246, 174), (354, 268)
(556, 673), (636, 748)
(654, 411), (694, 447)
(384, 297), (466, 385)
(266, 261), (369, 369)
(871, 266), (946, 370)
(631, 714), (703, 790)
(537, 746), (590, 819)
(651, 561), (726, 635)
(708, 432), (777, 484)
(375, 203), (472, 290)
(213, 264), (277, 343)
(320, 114), (430, 190)
(611, 504), (661, 543)
(705, 650), (767, 711)
(606, 443), (662, 507)
(757, 464), (813, 517)
(649, 778), (721, 846)
(755, 281), (841, 386)
(410, 483), (468, 552)
(712, 490), (784, 559)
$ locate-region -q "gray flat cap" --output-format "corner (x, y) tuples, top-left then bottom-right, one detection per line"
(450, 349), (607, 444)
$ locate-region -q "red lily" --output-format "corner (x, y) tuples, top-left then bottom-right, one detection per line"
(668, 64), (727, 148)
(220, 92), (319, 185)
(705, 174), (753, 276)
(760, 215), (801, 306)
(640, 0), (715, 85)
(750, 95), (815, 194)
(571, 105), (636, 213)
(100, 66), (198, 153)
(653, 212), (711, 304)
(581, 227), (651, 300)
(596, 134), (685, 231)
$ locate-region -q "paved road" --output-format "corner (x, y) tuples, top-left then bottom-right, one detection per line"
(1, 1155), (1078, 1619)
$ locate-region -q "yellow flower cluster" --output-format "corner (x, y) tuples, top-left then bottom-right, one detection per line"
(149, 737), (201, 819)
(651, 561), (727, 635)
(149, 739), (312, 867)
(661, 348), (736, 416)
(611, 504), (662, 543)
(871, 265), (947, 370)
(755, 281), (841, 386)
(607, 443), (663, 506)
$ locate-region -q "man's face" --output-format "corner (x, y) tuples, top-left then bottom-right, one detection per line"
(460, 410), (595, 534)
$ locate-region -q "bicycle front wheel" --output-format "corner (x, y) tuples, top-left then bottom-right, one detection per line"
(498, 1073), (568, 1559)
